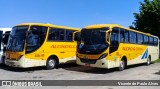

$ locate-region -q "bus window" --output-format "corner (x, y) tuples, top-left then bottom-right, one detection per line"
(26, 26), (47, 53)
(129, 31), (137, 44)
(120, 28), (124, 42)
(124, 30), (129, 43)
(66, 30), (74, 41)
(48, 28), (65, 41)
(149, 36), (154, 46)
(110, 28), (119, 53)
(154, 37), (158, 46)
(143, 35), (149, 45)
(137, 33), (143, 44)
(60, 30), (65, 40)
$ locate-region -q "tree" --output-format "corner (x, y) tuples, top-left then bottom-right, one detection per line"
(131, 0), (160, 37)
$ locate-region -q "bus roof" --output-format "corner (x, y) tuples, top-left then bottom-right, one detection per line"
(84, 24), (121, 29)
(16, 23), (80, 31)
(84, 24), (158, 38)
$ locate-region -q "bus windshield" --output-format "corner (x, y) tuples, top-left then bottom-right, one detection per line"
(7, 26), (28, 52)
(78, 28), (109, 54)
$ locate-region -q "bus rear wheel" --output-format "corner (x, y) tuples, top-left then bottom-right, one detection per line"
(46, 57), (57, 70)
(119, 60), (125, 71)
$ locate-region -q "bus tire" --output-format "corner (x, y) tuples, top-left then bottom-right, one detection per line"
(46, 57), (57, 70)
(147, 56), (151, 65)
(119, 59), (125, 71)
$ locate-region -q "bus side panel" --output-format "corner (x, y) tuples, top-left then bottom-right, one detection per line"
(148, 46), (159, 62)
(106, 43), (148, 68)
(36, 42), (76, 61)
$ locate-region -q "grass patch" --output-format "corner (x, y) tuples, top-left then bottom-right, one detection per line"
(155, 59), (160, 63)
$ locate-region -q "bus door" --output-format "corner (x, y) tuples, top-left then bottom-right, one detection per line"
(109, 28), (120, 62)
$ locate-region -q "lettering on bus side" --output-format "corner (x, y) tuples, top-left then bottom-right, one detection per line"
(50, 45), (76, 48)
(122, 47), (143, 51)
(35, 54), (45, 57)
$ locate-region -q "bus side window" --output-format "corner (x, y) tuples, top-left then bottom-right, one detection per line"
(48, 28), (65, 41)
(65, 30), (74, 41)
(120, 28), (125, 42)
(48, 28), (58, 40)
(137, 33), (143, 44)
(154, 37), (158, 46)
(110, 27), (119, 53)
(129, 31), (137, 44)
(59, 29), (65, 40)
(111, 28), (119, 47)
(124, 30), (129, 43)
(149, 36), (154, 46)
(143, 35), (149, 45)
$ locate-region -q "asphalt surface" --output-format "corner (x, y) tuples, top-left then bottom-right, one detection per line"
(0, 63), (160, 89)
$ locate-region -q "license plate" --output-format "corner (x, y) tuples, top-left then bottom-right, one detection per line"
(85, 63), (90, 67)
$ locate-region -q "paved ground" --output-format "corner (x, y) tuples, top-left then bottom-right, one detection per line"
(0, 63), (160, 89)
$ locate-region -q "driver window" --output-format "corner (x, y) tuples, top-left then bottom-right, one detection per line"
(28, 27), (39, 46)
(26, 26), (47, 54)
(110, 28), (119, 47)
(110, 27), (120, 53)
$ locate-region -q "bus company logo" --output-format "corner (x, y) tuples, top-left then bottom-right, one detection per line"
(50, 45), (76, 48)
(122, 47), (143, 51)
(2, 81), (11, 86)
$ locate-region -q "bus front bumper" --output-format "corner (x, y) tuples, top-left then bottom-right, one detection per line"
(5, 56), (46, 68)
(5, 59), (22, 67)
(76, 57), (110, 68)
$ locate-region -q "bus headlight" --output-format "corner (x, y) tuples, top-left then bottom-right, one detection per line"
(99, 53), (108, 60)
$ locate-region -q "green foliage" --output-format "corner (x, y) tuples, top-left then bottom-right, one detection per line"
(155, 58), (160, 63)
(131, 0), (160, 37)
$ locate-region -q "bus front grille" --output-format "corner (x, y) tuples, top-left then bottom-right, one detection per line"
(80, 58), (97, 64)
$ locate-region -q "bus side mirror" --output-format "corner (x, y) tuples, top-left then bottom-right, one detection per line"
(73, 31), (80, 42)
(106, 31), (110, 45)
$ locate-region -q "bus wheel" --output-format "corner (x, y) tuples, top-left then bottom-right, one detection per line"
(46, 57), (57, 70)
(119, 60), (125, 71)
(147, 56), (151, 65)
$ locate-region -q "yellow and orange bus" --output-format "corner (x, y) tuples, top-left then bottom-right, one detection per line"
(5, 23), (80, 69)
(76, 24), (159, 71)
